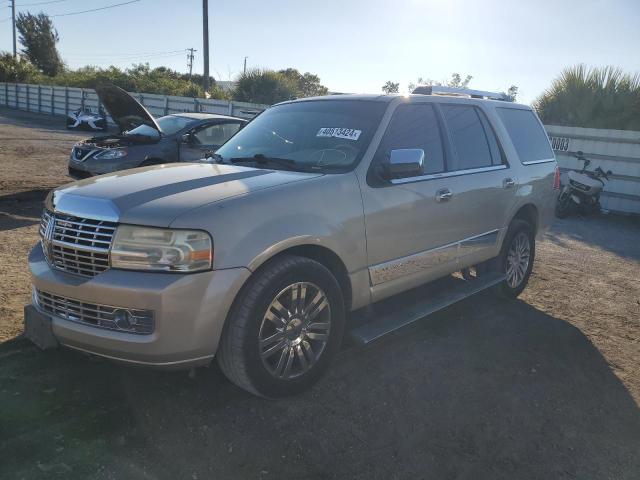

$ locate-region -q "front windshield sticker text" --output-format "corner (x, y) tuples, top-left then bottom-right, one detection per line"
(316, 128), (362, 141)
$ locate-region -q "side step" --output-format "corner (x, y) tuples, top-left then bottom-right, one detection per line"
(348, 272), (506, 345)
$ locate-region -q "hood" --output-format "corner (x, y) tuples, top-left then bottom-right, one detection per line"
(95, 83), (161, 134)
(47, 163), (323, 227)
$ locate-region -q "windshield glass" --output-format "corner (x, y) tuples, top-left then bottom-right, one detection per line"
(215, 100), (387, 172)
(126, 115), (198, 137)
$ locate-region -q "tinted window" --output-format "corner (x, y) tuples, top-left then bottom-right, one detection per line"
(441, 105), (494, 171)
(478, 110), (504, 166)
(193, 122), (242, 145)
(373, 104), (445, 175)
(496, 108), (554, 163)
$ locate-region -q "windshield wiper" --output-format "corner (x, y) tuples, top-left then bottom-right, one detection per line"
(228, 154), (298, 170)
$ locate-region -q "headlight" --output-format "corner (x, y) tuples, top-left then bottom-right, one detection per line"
(95, 148), (128, 160)
(111, 225), (212, 272)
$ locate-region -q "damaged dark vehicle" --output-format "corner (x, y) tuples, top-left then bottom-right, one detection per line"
(68, 84), (247, 179)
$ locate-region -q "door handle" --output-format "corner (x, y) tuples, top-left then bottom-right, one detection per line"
(503, 178), (516, 189)
(436, 188), (453, 202)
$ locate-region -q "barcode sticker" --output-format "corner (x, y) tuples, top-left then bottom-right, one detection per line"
(316, 127), (362, 141)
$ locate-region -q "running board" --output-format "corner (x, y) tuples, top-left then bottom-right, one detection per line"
(348, 272), (506, 345)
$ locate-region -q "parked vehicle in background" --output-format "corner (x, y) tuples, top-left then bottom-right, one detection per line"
(26, 86), (558, 397)
(555, 151), (612, 218)
(66, 106), (108, 131)
(68, 84), (246, 179)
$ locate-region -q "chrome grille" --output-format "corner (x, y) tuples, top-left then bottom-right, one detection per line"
(34, 289), (154, 334)
(40, 210), (116, 277)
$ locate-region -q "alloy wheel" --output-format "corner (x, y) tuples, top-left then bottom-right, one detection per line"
(506, 232), (531, 288)
(258, 282), (331, 380)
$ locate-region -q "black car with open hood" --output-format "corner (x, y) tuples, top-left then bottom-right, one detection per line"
(67, 83), (247, 179)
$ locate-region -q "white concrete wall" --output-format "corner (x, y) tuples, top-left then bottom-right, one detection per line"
(0, 82), (268, 121)
(545, 125), (640, 214)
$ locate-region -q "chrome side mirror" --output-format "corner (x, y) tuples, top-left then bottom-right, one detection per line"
(382, 149), (425, 180)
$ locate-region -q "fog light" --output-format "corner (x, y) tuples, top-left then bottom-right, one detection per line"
(113, 309), (134, 330)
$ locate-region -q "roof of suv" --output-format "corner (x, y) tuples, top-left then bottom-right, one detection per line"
(278, 93), (530, 109)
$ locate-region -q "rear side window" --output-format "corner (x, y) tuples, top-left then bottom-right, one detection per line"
(496, 108), (554, 163)
(374, 104), (445, 174)
(441, 105), (498, 171)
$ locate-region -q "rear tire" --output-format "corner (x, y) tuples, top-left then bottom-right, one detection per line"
(493, 219), (535, 298)
(555, 191), (574, 218)
(217, 255), (345, 398)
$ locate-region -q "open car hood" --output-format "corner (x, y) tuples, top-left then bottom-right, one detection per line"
(94, 83), (161, 134)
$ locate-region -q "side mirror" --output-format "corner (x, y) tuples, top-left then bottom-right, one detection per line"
(181, 133), (193, 144)
(381, 149), (425, 180)
(607, 170), (612, 175)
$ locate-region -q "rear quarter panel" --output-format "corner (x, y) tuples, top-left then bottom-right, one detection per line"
(482, 103), (557, 240)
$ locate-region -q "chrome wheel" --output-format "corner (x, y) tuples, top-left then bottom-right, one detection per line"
(258, 282), (331, 380)
(506, 232), (531, 288)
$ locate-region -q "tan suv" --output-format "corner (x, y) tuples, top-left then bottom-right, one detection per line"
(25, 86), (558, 397)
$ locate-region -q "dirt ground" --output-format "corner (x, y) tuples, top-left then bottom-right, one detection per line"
(1, 107), (639, 479)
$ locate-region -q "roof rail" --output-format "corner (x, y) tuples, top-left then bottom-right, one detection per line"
(412, 85), (512, 102)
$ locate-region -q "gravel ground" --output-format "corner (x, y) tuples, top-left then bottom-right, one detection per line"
(1, 107), (639, 479)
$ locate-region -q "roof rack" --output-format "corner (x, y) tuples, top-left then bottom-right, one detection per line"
(412, 85), (512, 102)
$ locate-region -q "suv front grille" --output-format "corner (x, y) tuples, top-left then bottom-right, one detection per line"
(40, 210), (116, 277)
(34, 289), (154, 334)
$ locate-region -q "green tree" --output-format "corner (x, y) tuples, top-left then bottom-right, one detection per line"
(382, 81), (399, 94)
(15, 12), (64, 76)
(534, 65), (640, 130)
(279, 68), (329, 97)
(0, 52), (44, 82)
(408, 73), (473, 92)
(233, 69), (296, 104)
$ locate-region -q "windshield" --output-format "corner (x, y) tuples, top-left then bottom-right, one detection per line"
(126, 115), (197, 137)
(215, 100), (387, 172)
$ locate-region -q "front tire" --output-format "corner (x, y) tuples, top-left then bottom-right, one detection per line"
(217, 255), (345, 397)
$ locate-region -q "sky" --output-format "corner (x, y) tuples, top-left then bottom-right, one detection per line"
(1, 0), (639, 104)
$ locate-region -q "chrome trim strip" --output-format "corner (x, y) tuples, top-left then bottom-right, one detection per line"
(59, 343), (214, 367)
(521, 158), (556, 165)
(390, 164), (507, 184)
(369, 229), (501, 286)
(459, 229), (499, 256)
(50, 238), (110, 254)
(370, 242), (458, 286)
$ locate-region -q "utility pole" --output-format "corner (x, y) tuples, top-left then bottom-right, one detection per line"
(11, 0), (17, 57)
(202, 0), (210, 93)
(187, 48), (196, 80)
(243, 56), (248, 75)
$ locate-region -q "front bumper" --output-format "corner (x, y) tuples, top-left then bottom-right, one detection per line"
(27, 242), (250, 369)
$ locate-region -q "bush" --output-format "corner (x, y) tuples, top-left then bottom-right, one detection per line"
(0, 53), (228, 99)
(534, 65), (640, 131)
(0, 53), (45, 83)
(232, 68), (329, 104)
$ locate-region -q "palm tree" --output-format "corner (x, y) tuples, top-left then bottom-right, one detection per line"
(534, 65), (640, 131)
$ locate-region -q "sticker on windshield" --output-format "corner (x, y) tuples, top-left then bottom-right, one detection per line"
(316, 127), (362, 141)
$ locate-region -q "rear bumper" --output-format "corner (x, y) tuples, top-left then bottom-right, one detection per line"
(28, 242), (250, 369)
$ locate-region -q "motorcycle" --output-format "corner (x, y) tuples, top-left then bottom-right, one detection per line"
(555, 151), (612, 218)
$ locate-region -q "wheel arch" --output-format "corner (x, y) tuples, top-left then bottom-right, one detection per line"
(509, 203), (539, 234)
(245, 241), (353, 312)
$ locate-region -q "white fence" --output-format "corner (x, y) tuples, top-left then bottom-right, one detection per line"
(545, 125), (640, 214)
(0, 82), (268, 122)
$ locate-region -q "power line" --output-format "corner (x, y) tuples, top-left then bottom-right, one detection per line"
(65, 49), (188, 58)
(14, 0), (69, 6)
(48, 0), (140, 17)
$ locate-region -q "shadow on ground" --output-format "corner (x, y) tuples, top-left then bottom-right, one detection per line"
(2, 294), (639, 479)
(546, 214), (640, 261)
(0, 189), (49, 231)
